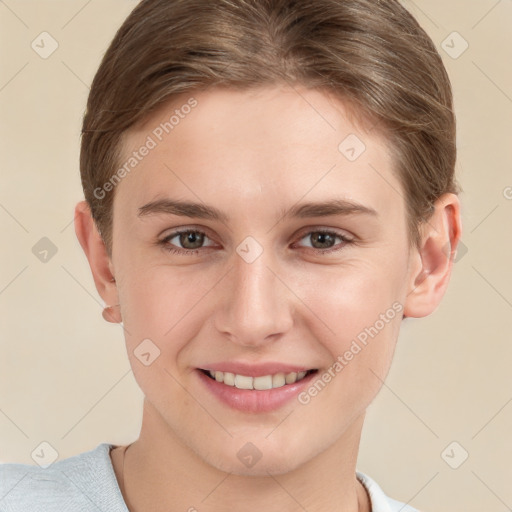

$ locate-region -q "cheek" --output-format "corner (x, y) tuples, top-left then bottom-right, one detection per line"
(299, 260), (404, 382)
(118, 264), (216, 354)
(303, 256), (404, 330)
(116, 267), (206, 403)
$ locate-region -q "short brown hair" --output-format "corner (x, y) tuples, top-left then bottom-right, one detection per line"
(80, 0), (460, 253)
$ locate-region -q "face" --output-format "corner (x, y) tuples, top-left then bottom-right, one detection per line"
(110, 85), (415, 475)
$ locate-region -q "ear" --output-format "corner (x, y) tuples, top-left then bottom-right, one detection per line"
(403, 193), (462, 318)
(74, 200), (121, 323)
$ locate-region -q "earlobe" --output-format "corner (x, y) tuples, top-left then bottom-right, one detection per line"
(403, 193), (462, 318)
(74, 200), (121, 323)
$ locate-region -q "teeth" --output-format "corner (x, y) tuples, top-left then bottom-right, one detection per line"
(234, 374), (253, 389)
(253, 375), (272, 390)
(205, 369), (312, 389)
(285, 372), (297, 384)
(272, 372), (286, 388)
(223, 372), (235, 386)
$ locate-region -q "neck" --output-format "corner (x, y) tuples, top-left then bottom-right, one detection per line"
(114, 400), (370, 512)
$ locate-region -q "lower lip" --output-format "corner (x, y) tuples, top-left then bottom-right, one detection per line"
(196, 369), (317, 413)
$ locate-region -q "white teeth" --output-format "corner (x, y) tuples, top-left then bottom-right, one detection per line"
(272, 372), (286, 388)
(285, 372), (297, 384)
(234, 374), (253, 389)
(223, 372), (235, 386)
(253, 375), (273, 390)
(205, 369), (312, 389)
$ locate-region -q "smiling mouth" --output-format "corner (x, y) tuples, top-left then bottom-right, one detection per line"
(199, 368), (318, 390)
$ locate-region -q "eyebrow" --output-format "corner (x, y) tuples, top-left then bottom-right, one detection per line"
(137, 197), (378, 222)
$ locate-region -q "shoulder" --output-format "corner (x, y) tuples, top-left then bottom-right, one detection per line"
(356, 471), (421, 512)
(0, 443), (127, 512)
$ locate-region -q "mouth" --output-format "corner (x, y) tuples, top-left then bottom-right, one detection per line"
(199, 368), (318, 390)
(196, 366), (319, 413)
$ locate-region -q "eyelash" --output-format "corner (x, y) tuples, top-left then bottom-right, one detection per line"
(158, 228), (354, 256)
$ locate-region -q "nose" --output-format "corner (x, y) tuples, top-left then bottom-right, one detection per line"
(213, 248), (294, 348)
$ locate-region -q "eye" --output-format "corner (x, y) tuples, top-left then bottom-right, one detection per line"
(159, 229), (215, 255)
(294, 229), (353, 255)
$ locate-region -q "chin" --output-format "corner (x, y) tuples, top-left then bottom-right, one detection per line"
(215, 455), (304, 477)
(200, 441), (309, 477)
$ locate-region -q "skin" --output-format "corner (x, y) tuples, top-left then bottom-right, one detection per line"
(75, 84), (462, 512)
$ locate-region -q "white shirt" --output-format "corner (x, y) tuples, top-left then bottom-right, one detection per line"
(0, 443), (419, 511)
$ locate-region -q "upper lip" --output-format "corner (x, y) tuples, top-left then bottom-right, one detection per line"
(198, 361), (316, 377)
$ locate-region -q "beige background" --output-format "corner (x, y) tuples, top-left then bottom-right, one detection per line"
(1, 1), (511, 510)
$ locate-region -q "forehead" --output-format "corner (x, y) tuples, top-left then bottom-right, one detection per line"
(114, 85), (402, 221)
